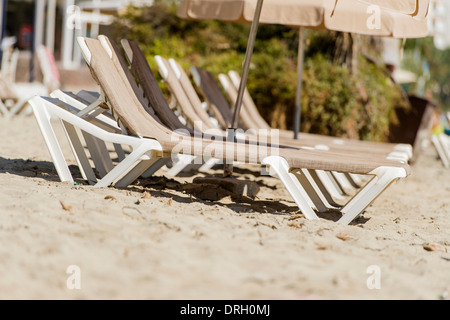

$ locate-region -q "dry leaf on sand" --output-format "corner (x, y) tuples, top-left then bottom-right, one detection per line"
(423, 243), (447, 253)
(59, 200), (73, 214)
(336, 233), (352, 241)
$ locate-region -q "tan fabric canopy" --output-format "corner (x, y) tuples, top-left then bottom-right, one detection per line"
(325, 0), (429, 38)
(358, 0), (428, 16)
(178, 0), (429, 38)
(179, 0), (324, 27)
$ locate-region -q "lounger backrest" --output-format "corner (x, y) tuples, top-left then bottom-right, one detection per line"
(218, 72), (260, 131)
(101, 37), (167, 128)
(155, 56), (216, 131)
(190, 66), (234, 129)
(121, 39), (188, 132)
(227, 70), (271, 130)
(80, 36), (286, 164)
(169, 58), (219, 131)
(81, 37), (172, 142)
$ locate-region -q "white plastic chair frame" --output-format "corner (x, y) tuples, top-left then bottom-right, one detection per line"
(30, 95), (167, 188)
(432, 134), (450, 169)
(50, 88), (169, 180)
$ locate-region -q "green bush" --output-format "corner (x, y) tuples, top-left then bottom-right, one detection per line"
(301, 54), (359, 138)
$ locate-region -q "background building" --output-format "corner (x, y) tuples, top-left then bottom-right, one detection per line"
(428, 0), (450, 50)
(0, 0), (152, 72)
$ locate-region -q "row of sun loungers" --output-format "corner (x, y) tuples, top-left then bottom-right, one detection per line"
(28, 36), (415, 225)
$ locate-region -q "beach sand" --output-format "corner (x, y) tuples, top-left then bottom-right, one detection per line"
(0, 115), (449, 300)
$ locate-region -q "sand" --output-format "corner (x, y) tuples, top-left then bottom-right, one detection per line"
(0, 115), (449, 300)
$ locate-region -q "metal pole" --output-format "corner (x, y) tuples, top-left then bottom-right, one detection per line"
(224, 0), (264, 177)
(31, 0), (45, 82)
(293, 27), (306, 140)
(62, 0), (75, 69)
(91, 0), (101, 38)
(46, 0), (56, 52)
(0, 0), (6, 62)
(34, 0), (45, 52)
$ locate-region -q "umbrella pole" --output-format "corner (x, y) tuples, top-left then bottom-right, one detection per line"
(293, 27), (306, 140)
(224, 0), (264, 177)
(0, 0), (5, 62)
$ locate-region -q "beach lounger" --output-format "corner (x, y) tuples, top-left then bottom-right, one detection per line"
(120, 46), (337, 208)
(432, 134), (450, 169)
(154, 55), (363, 198)
(193, 67), (413, 161)
(152, 55), (410, 196)
(114, 38), (414, 222)
(30, 36), (411, 224)
(120, 40), (415, 206)
(218, 70), (417, 186)
(160, 57), (410, 163)
(1, 45), (61, 116)
(49, 89), (132, 174)
(0, 48), (19, 114)
(120, 40), (349, 204)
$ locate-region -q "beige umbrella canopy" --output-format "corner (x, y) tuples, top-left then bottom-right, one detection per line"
(178, 0), (430, 174)
(328, 0), (429, 38)
(179, 0), (429, 36)
(358, 0), (427, 15)
(179, 0), (325, 26)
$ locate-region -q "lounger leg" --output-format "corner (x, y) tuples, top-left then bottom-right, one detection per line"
(113, 143), (126, 161)
(166, 154), (197, 176)
(432, 135), (449, 168)
(115, 157), (167, 188)
(290, 169), (332, 213)
(94, 142), (160, 188)
(332, 171), (356, 193)
(0, 100), (9, 116)
(338, 167), (408, 225)
(349, 173), (366, 186)
(9, 97), (32, 116)
(439, 135), (450, 168)
(141, 158), (170, 178)
(262, 156), (319, 221)
(199, 158), (221, 172)
(307, 170), (343, 208)
(183, 163), (203, 173)
(344, 173), (362, 188)
(82, 132), (114, 177)
(316, 170), (345, 199)
(30, 99), (74, 183)
(61, 121), (98, 184)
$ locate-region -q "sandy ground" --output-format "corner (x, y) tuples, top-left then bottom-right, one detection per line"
(0, 115), (449, 300)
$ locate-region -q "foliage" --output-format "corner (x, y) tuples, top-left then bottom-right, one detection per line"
(402, 37), (450, 111)
(113, 0), (410, 141)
